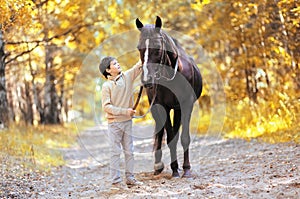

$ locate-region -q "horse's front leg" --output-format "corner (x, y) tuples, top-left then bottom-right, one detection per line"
(181, 105), (193, 178)
(151, 104), (166, 175)
(153, 129), (164, 175)
(166, 109), (180, 177)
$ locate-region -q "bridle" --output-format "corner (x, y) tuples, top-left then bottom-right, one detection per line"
(132, 33), (179, 118)
(148, 34), (179, 82)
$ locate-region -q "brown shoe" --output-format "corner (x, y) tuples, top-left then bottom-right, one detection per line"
(126, 177), (143, 186)
(110, 182), (129, 191)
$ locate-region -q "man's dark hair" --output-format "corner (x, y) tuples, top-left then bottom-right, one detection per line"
(99, 56), (115, 79)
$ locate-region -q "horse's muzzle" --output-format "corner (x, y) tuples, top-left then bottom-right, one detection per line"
(144, 83), (154, 89)
(142, 75), (155, 88)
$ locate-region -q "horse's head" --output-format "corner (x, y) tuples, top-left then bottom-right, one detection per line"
(136, 16), (178, 88)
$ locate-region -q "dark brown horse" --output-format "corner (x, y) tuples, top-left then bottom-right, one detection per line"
(136, 16), (202, 178)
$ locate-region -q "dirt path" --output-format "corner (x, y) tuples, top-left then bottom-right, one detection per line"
(7, 123), (299, 198)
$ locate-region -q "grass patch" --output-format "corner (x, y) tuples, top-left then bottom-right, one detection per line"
(0, 123), (77, 171)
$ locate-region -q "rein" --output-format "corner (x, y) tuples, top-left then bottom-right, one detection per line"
(132, 85), (157, 119)
(133, 86), (143, 110)
(156, 34), (179, 81)
(159, 56), (179, 81)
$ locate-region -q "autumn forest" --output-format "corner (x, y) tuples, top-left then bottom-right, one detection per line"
(1, 0), (300, 198)
(0, 0), (299, 141)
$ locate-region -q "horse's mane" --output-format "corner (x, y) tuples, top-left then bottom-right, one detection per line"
(160, 30), (183, 70)
(161, 31), (178, 55)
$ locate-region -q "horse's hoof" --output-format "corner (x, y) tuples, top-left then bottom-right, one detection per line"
(182, 169), (192, 178)
(154, 169), (162, 175)
(172, 170), (180, 178)
(154, 162), (164, 175)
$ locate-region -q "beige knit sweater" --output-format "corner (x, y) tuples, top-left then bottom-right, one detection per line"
(101, 62), (142, 123)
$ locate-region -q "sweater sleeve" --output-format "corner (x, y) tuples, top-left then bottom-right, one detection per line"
(102, 83), (128, 116)
(127, 60), (142, 80)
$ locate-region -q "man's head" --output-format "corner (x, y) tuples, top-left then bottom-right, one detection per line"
(99, 56), (116, 79)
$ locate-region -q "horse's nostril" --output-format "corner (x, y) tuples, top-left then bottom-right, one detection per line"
(149, 76), (153, 82)
(144, 84), (153, 89)
(143, 76), (152, 83)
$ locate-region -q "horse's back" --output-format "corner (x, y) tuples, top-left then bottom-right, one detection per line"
(163, 33), (202, 101)
(175, 41), (202, 100)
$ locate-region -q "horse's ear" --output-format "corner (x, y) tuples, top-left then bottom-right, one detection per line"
(155, 16), (162, 29)
(136, 18), (144, 30)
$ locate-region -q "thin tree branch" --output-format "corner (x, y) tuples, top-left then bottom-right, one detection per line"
(5, 43), (40, 65)
(5, 23), (93, 64)
(6, 23), (93, 45)
(6, 39), (43, 45)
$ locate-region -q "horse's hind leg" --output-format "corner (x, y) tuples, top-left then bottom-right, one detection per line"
(181, 106), (193, 178)
(166, 109), (180, 177)
(151, 104), (166, 175)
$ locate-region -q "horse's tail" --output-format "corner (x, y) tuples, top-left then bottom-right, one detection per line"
(189, 56), (202, 99)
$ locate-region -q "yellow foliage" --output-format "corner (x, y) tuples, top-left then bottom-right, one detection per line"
(224, 95), (300, 143)
(2, 0), (299, 147)
(196, 113), (210, 134)
(191, 0), (210, 11)
(108, 3), (118, 19)
(60, 20), (71, 29)
(66, 41), (77, 50)
(0, 0), (34, 30)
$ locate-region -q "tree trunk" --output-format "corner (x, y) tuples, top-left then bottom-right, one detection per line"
(35, 84), (45, 124)
(24, 81), (33, 124)
(0, 28), (9, 128)
(58, 67), (65, 123)
(6, 80), (15, 123)
(245, 66), (258, 103)
(44, 44), (60, 124)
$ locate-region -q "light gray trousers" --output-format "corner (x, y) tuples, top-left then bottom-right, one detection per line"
(108, 120), (134, 184)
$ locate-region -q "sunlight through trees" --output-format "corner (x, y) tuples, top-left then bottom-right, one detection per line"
(0, 0), (299, 143)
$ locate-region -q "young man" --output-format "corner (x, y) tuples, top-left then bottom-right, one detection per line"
(99, 56), (143, 189)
